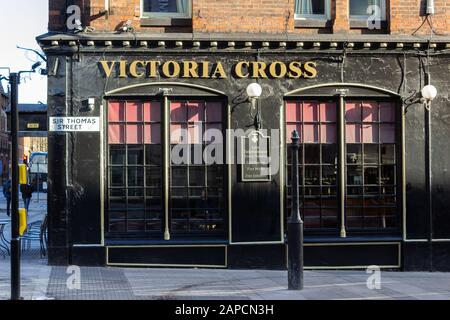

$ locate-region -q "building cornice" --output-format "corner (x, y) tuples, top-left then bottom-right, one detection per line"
(36, 32), (450, 53)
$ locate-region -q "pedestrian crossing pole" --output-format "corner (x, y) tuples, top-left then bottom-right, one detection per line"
(10, 72), (21, 300)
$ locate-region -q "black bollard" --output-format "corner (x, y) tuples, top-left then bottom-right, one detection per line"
(288, 129), (304, 290)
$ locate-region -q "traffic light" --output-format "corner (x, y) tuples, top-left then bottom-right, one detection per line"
(23, 155), (28, 166)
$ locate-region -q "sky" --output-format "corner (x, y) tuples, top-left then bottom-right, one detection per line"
(0, 0), (48, 103)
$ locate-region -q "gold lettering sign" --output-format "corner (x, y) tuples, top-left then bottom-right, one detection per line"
(98, 60), (318, 79)
(27, 123), (39, 129)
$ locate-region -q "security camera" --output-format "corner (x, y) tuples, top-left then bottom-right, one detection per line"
(31, 61), (42, 70)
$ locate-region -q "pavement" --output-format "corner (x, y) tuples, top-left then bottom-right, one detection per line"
(0, 188), (450, 300)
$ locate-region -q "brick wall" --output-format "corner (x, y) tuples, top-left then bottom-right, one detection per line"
(47, 0), (450, 36)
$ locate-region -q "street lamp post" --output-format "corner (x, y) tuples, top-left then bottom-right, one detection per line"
(1, 62), (42, 300)
(288, 129), (304, 290)
(9, 72), (21, 300)
(421, 84), (437, 272)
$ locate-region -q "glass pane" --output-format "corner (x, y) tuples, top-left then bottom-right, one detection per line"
(128, 188), (144, 197)
(206, 102), (222, 122)
(170, 102), (187, 122)
(364, 144), (378, 164)
(362, 101), (379, 122)
(364, 167), (378, 185)
(322, 166), (337, 185)
(205, 124), (223, 143)
(144, 101), (161, 122)
(189, 167), (205, 187)
(304, 208), (321, 228)
(347, 166), (363, 185)
(145, 124), (161, 144)
(108, 102), (125, 122)
(381, 165), (395, 185)
(304, 124), (319, 143)
(146, 167), (161, 187)
(110, 188), (125, 197)
(172, 167), (187, 186)
(109, 221), (126, 232)
(363, 124), (379, 143)
(346, 208), (363, 228)
(126, 101), (143, 122)
(187, 101), (205, 122)
(345, 102), (361, 122)
(146, 188), (161, 197)
(207, 166), (223, 186)
(128, 146), (144, 165)
(347, 144), (362, 164)
(381, 145), (395, 164)
(146, 145), (162, 166)
(109, 197), (126, 210)
(128, 220), (145, 232)
(320, 102), (336, 122)
(304, 144), (320, 163)
(109, 210), (126, 220)
(170, 124), (188, 144)
(346, 124), (362, 143)
(188, 123), (202, 144)
(380, 124), (395, 143)
(321, 124), (336, 143)
(126, 124), (143, 144)
(128, 198), (144, 210)
(108, 124), (125, 144)
(146, 198), (162, 210)
(322, 144), (337, 164)
(296, 0), (326, 15)
(286, 102), (301, 122)
(110, 167), (125, 187)
(303, 102), (319, 122)
(380, 102), (395, 122)
(109, 146), (126, 165)
(144, 0), (188, 13)
(128, 167), (144, 186)
(304, 166), (320, 185)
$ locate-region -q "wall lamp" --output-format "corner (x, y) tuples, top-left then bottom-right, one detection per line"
(246, 83), (263, 130)
(421, 84), (437, 108)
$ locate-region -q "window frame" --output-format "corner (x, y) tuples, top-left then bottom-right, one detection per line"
(294, 0), (331, 21)
(285, 97), (402, 236)
(105, 98), (228, 240)
(349, 0), (386, 21)
(140, 0), (192, 19)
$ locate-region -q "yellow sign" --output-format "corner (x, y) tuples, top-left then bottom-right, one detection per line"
(98, 60), (317, 79)
(19, 208), (27, 236)
(27, 123), (39, 129)
(19, 164), (27, 184)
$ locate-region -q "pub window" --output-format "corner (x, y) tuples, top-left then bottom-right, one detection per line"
(107, 101), (163, 234)
(170, 101), (225, 236)
(345, 101), (397, 230)
(286, 99), (399, 234)
(142, 0), (191, 18)
(286, 101), (338, 230)
(107, 99), (226, 239)
(294, 0), (330, 20)
(349, 0), (386, 20)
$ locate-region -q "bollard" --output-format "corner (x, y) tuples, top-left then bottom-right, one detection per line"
(288, 129), (304, 290)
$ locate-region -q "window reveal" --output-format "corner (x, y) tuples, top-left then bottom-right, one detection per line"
(107, 101), (163, 234)
(169, 101), (225, 235)
(286, 99), (399, 233)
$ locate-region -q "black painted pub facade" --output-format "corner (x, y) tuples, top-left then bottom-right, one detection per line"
(37, 32), (450, 271)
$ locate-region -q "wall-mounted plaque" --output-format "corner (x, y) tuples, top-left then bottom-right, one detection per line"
(240, 131), (271, 182)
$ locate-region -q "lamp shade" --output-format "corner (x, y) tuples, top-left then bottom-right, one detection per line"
(421, 84), (437, 101)
(246, 83), (262, 98)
